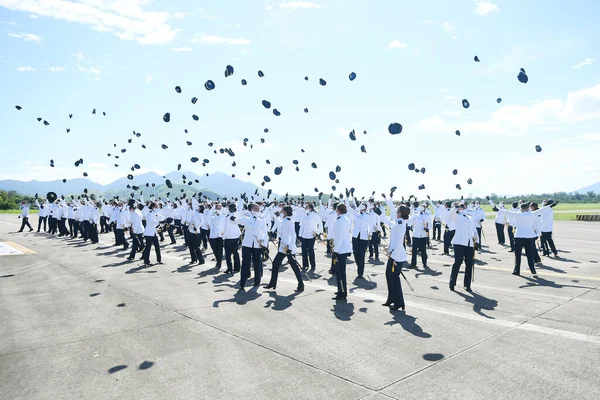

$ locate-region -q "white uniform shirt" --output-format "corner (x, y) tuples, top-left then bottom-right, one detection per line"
(130, 210), (144, 234)
(236, 213), (268, 248)
(332, 214), (353, 254)
(278, 217), (298, 254)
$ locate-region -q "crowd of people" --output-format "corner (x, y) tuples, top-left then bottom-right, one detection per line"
(17, 191), (559, 312)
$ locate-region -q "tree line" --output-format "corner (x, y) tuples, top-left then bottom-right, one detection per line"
(1, 189), (598, 211)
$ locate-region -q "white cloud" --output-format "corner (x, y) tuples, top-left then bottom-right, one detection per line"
(416, 84), (600, 137)
(387, 40), (407, 49)
(145, 74), (153, 82)
(191, 34), (251, 45)
(475, 1), (498, 15)
(438, 88), (448, 93)
(28, 14), (38, 18)
(77, 63), (101, 75)
(0, 0), (182, 45)
(172, 12), (187, 19)
(572, 57), (595, 70)
(17, 66), (35, 71)
(280, 1), (320, 9)
(441, 110), (463, 117)
(7, 32), (41, 43)
(426, 20), (456, 34)
(560, 84), (600, 121)
(0, 20), (18, 25)
(441, 22), (455, 32)
(48, 66), (65, 72)
(88, 162), (108, 169)
(171, 46), (193, 52)
(74, 52), (85, 61)
(444, 95), (456, 101)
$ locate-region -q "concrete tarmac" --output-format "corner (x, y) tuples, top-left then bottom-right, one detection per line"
(1, 215), (599, 400)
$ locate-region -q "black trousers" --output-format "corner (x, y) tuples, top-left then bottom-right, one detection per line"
(224, 238), (241, 272)
(507, 225), (515, 251)
(142, 235), (161, 264)
(475, 227), (482, 250)
(19, 217), (33, 231)
(301, 237), (316, 270)
(209, 237), (224, 267)
(188, 233), (204, 263)
(88, 223), (99, 243)
(68, 219), (75, 236)
(48, 216), (57, 234)
(100, 216), (107, 233)
(167, 225), (176, 244)
(449, 244), (474, 288)
(81, 220), (90, 241)
(240, 246), (263, 288)
(381, 223), (388, 238)
(514, 237), (536, 275)
(352, 237), (368, 278)
(495, 222), (505, 245)
(433, 221), (441, 240)
(369, 231), (381, 258)
(129, 233), (144, 258)
(182, 224), (189, 246)
(385, 258), (406, 307)
(405, 228), (412, 246)
(112, 225), (119, 245)
(411, 237), (428, 267)
(541, 232), (557, 255)
(443, 229), (455, 254)
(58, 218), (69, 236)
(116, 229), (127, 248)
(174, 219), (182, 235)
(37, 216), (47, 232)
(269, 252), (303, 289)
(200, 228), (209, 249)
(334, 253), (349, 296)
(294, 222), (301, 239)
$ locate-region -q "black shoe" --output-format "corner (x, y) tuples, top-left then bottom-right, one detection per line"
(198, 259), (205, 265)
(382, 302), (392, 307)
(310, 268), (315, 272)
(126, 257), (134, 260)
(238, 287), (246, 292)
(225, 269), (233, 274)
(17, 230), (23, 233)
(328, 269), (335, 274)
(465, 287), (472, 292)
(390, 305), (405, 311)
(553, 252), (559, 258)
(449, 285), (455, 291)
(170, 241), (176, 245)
(332, 295), (347, 300)
(264, 285), (275, 289)
(29, 228), (33, 232)
(295, 286), (304, 293)
(512, 271), (520, 276)
(509, 250), (515, 253)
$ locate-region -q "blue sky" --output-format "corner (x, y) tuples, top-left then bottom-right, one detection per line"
(1, 0), (599, 199)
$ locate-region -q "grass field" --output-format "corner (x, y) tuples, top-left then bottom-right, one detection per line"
(481, 203), (600, 221)
(2, 203), (599, 221)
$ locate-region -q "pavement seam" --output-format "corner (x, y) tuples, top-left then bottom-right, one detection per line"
(375, 282), (599, 394)
(0, 319), (181, 358)
(14, 245), (379, 395)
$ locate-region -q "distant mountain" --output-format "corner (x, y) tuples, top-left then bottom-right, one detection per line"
(0, 171), (274, 200)
(576, 182), (600, 194)
(166, 171), (272, 198)
(0, 178), (104, 197)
